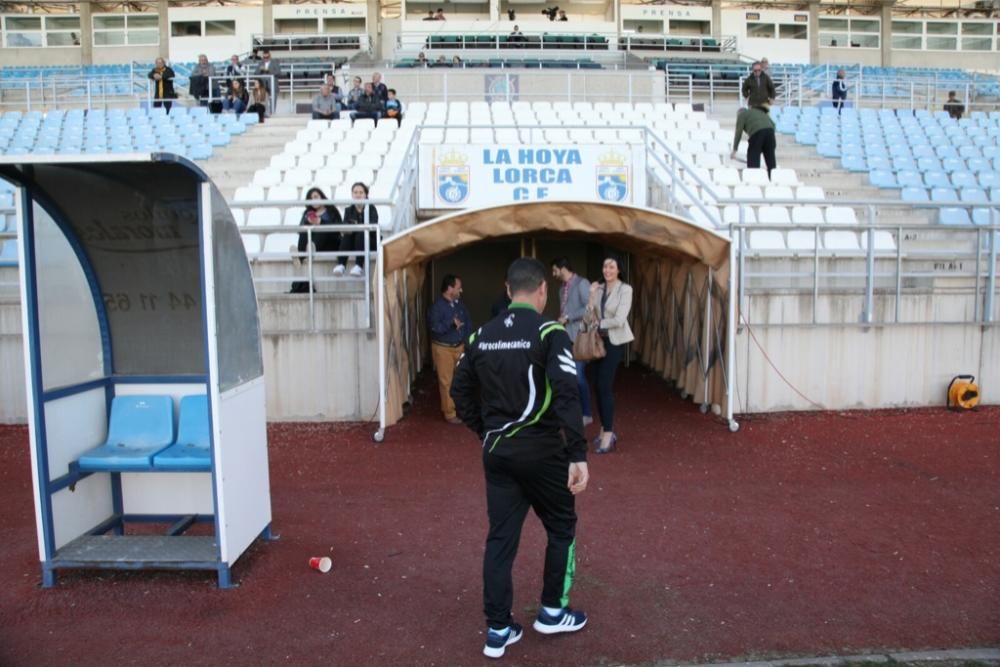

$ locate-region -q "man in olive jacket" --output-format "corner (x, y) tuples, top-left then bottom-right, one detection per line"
(731, 105), (777, 178)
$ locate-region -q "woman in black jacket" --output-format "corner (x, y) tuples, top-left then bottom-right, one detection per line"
(148, 57), (177, 114)
(334, 182), (378, 277)
(291, 187), (343, 293)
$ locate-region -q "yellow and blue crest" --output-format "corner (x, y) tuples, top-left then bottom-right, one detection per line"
(435, 150), (470, 205)
(596, 151), (629, 203)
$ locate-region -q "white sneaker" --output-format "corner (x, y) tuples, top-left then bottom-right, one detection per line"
(333, 264), (345, 276)
(350, 265), (363, 277)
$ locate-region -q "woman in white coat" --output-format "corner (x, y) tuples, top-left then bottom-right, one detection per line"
(587, 255), (633, 453)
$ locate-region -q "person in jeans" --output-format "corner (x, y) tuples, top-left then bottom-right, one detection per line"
(334, 182), (378, 277)
(350, 82), (383, 123)
(222, 78), (248, 115)
(450, 257), (589, 660)
(428, 274), (472, 424)
(587, 254), (633, 454)
(247, 80), (269, 123)
(311, 84), (339, 120)
(551, 257), (593, 426)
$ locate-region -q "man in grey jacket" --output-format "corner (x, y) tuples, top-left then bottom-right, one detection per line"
(552, 257), (593, 426)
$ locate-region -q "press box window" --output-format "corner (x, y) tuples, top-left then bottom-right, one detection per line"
(747, 22), (775, 38)
(779, 24), (807, 40)
(205, 20), (236, 37)
(172, 21), (202, 37)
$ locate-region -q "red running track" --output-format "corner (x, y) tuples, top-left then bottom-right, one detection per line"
(0, 366), (998, 666)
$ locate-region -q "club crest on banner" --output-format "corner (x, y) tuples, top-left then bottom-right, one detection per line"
(596, 151), (629, 203)
(435, 150), (470, 205)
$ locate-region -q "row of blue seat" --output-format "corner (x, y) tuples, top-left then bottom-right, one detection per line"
(869, 169), (999, 189)
(76, 395), (210, 473)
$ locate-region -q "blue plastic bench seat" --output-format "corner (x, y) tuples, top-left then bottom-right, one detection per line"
(152, 395), (211, 471)
(76, 395), (174, 472)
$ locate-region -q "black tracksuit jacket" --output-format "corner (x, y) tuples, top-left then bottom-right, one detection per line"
(451, 303), (587, 463)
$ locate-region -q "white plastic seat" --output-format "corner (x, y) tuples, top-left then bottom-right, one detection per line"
(860, 230), (898, 252)
(270, 154), (297, 170)
(741, 169), (771, 187)
(285, 140), (310, 156)
(366, 139), (390, 156)
(246, 207), (281, 227)
(770, 168), (800, 187)
(314, 167), (343, 188)
(470, 128), (494, 143)
(337, 138), (365, 156)
(825, 207), (858, 224)
(241, 233), (261, 256)
(261, 233), (300, 258)
(732, 185), (763, 200)
(352, 118), (376, 132)
(298, 153), (326, 171)
(748, 230), (785, 250)
(823, 230), (861, 251)
(284, 207), (305, 226)
(713, 168), (742, 188)
(796, 186), (826, 201)
(345, 168), (375, 186)
(787, 230), (818, 251)
(253, 167), (283, 188)
(686, 206), (720, 226)
(284, 167), (314, 188)
(764, 185), (794, 201)
(355, 153), (383, 171)
(267, 185), (299, 202)
(758, 206), (791, 224)
(233, 185), (265, 203)
(791, 206), (824, 224)
(723, 205), (756, 224)
(444, 128), (468, 144)
(230, 208), (246, 227)
(696, 153), (723, 169)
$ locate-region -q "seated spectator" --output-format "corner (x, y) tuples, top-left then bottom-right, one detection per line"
(384, 88), (403, 125)
(223, 78), (249, 116)
(311, 84), (340, 120)
(944, 91), (965, 120)
(190, 53), (215, 105)
(324, 74), (344, 110)
(372, 72), (388, 103)
(335, 182), (379, 277)
(452, 55), (463, 66)
(346, 76), (364, 110)
(423, 9), (435, 20)
(558, 9), (568, 20)
(434, 7), (446, 20)
(350, 82), (384, 123)
(435, 55), (448, 67)
(291, 187), (343, 293)
(247, 80), (269, 123)
(509, 25), (525, 46)
(417, 51), (428, 66)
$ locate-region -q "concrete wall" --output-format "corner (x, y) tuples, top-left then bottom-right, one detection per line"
(721, 8), (811, 64)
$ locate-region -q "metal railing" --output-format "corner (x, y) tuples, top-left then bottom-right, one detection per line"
(618, 34), (737, 54)
(0, 75), (145, 112)
(251, 33), (372, 54)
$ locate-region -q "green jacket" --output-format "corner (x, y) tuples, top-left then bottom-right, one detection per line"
(732, 108), (776, 152)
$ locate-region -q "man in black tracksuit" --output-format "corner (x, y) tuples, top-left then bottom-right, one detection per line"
(451, 257), (590, 660)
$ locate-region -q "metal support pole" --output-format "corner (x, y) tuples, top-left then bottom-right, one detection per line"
(307, 227), (315, 331)
(737, 220), (746, 332)
(894, 225), (902, 324)
(986, 209), (998, 323)
(726, 238), (738, 432)
(863, 205), (876, 324)
(374, 231), (387, 443)
(701, 269), (713, 412)
(813, 224), (820, 325)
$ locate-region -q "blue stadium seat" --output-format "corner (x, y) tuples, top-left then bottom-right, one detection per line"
(76, 395), (175, 472)
(951, 172), (978, 189)
(959, 188), (988, 203)
(923, 171), (951, 188)
(840, 154), (867, 172)
(900, 186), (928, 202)
(979, 173), (1000, 190)
(972, 208), (996, 226)
(967, 158), (992, 174)
(0, 240), (17, 266)
(869, 169), (898, 189)
(938, 208), (971, 225)
(151, 395), (211, 471)
(931, 187), (959, 202)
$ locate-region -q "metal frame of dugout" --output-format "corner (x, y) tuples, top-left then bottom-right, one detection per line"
(1, 154), (274, 589)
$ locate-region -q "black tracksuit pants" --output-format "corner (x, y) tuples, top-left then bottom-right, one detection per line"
(747, 128), (777, 178)
(483, 450), (577, 629)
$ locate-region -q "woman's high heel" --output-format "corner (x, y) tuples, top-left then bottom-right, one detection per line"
(595, 433), (617, 454)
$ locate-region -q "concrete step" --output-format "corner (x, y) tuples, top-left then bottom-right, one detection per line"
(201, 114), (308, 199)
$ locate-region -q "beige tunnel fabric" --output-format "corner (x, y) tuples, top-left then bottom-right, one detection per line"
(380, 201), (732, 426)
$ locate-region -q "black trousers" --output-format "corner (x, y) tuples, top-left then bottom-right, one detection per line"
(338, 229), (377, 268)
(483, 451), (577, 630)
(593, 339), (625, 431)
(746, 128), (777, 178)
(153, 99), (173, 114)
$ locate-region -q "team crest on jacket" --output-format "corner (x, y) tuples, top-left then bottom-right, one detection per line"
(596, 151), (629, 203)
(504, 313), (515, 328)
(436, 151), (470, 204)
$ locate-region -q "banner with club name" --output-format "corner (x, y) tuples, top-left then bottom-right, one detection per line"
(418, 144), (647, 210)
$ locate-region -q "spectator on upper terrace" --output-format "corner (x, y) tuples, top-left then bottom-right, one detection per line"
(247, 79), (269, 123)
(435, 55), (448, 66)
(507, 8), (516, 20)
(190, 54), (216, 105)
(312, 85), (341, 120)
(741, 61), (775, 108)
(558, 9), (568, 20)
(731, 105), (777, 179)
(452, 55), (463, 66)
(424, 9), (435, 20)
(509, 25), (525, 46)
(417, 51), (428, 66)
(346, 76), (364, 110)
(831, 69), (848, 115)
(944, 91), (965, 120)
(335, 182), (379, 277)
(351, 82), (384, 123)
(435, 8), (447, 20)
(148, 57), (177, 114)
(223, 78), (249, 116)
(372, 72), (389, 103)
(384, 88), (403, 125)
(291, 187), (344, 293)
(257, 49), (282, 97)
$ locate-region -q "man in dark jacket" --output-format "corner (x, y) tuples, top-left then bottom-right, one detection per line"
(452, 257), (590, 660)
(148, 57), (177, 114)
(831, 69), (848, 114)
(350, 82), (383, 122)
(741, 61), (775, 108)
